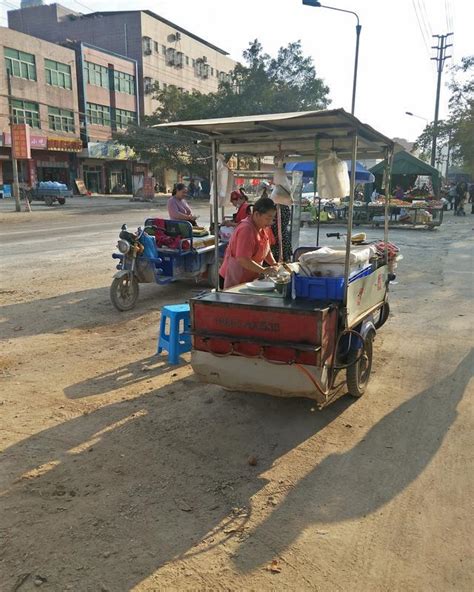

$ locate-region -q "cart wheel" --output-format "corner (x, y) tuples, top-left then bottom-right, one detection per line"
(45, 195), (54, 206)
(58, 198), (66, 205)
(346, 332), (374, 398)
(374, 301), (390, 329)
(110, 275), (139, 311)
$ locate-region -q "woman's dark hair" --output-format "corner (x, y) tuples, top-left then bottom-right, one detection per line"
(253, 196), (276, 214)
(172, 182), (186, 196)
(239, 188), (249, 201)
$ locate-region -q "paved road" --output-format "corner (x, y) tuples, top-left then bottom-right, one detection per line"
(1, 199), (473, 591)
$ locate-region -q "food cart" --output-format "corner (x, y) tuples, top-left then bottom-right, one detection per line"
(156, 109), (397, 408)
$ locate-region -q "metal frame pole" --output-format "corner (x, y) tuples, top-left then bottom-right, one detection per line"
(343, 131), (358, 325)
(211, 139), (220, 290)
(313, 136), (321, 246)
(351, 24), (362, 115)
(6, 69), (21, 212)
(383, 147), (394, 264)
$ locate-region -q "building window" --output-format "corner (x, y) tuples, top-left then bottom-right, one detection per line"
(142, 37), (152, 55)
(185, 56), (189, 66)
(161, 45), (167, 55)
(45, 59), (72, 90)
(10, 99), (40, 127)
(4, 47), (36, 81)
(154, 41), (159, 53)
(84, 61), (109, 89)
(86, 102), (111, 126)
(48, 106), (75, 132)
(114, 70), (135, 95)
(115, 108), (136, 129)
(192, 58), (195, 67)
(210, 67), (214, 76)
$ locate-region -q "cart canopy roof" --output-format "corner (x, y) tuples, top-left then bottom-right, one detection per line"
(370, 150), (439, 178)
(154, 109), (396, 160)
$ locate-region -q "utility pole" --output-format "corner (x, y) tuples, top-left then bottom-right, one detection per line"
(6, 69), (21, 212)
(430, 33), (453, 168)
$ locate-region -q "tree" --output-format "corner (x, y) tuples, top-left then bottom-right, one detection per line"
(116, 40), (330, 179)
(414, 55), (473, 174)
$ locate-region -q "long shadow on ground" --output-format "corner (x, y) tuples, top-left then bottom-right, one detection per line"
(0, 350), (471, 589)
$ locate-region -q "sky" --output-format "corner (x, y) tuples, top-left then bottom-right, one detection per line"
(1, 0), (472, 143)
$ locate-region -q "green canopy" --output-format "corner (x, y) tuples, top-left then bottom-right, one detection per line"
(370, 151), (440, 194)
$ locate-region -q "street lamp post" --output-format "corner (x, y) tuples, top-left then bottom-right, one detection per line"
(302, 0), (361, 115)
(405, 111), (429, 123)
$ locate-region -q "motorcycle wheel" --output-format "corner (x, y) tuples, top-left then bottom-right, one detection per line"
(110, 275), (139, 311)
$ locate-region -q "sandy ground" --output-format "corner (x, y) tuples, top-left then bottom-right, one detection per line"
(0, 199), (473, 591)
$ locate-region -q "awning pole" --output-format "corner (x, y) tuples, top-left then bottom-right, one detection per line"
(212, 139), (220, 290)
(343, 131), (358, 326)
(383, 147), (394, 264)
(314, 136), (320, 246)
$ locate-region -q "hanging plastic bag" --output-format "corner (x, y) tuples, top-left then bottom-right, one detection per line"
(271, 158), (293, 205)
(210, 154), (234, 207)
(317, 151), (350, 199)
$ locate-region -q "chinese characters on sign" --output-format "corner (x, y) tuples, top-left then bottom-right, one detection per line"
(11, 124), (31, 160)
(47, 138), (83, 152)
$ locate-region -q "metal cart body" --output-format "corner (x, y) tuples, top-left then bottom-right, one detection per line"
(156, 109), (398, 406)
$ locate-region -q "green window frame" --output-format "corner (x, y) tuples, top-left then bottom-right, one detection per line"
(114, 108), (136, 129)
(84, 61), (109, 89)
(4, 47), (36, 81)
(48, 106), (75, 132)
(113, 70), (136, 95)
(86, 102), (111, 126)
(45, 59), (72, 90)
(10, 99), (40, 128)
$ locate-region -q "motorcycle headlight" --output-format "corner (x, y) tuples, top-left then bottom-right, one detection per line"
(117, 239), (130, 254)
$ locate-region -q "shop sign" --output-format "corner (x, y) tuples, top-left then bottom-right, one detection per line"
(3, 132), (47, 149)
(48, 137), (83, 152)
(87, 142), (135, 160)
(11, 124), (31, 159)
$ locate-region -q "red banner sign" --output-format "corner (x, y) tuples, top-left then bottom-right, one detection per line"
(11, 124), (31, 159)
(142, 176), (155, 198)
(27, 159), (37, 186)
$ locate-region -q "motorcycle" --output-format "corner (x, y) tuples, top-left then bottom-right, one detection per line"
(110, 220), (224, 312)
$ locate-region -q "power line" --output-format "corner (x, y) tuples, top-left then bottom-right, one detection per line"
(67, 0), (94, 14)
(418, 0), (432, 39)
(411, 0), (431, 59)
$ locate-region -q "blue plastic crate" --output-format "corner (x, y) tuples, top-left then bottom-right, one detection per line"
(294, 265), (374, 301)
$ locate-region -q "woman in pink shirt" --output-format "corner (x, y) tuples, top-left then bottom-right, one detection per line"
(219, 197), (278, 289)
(167, 183), (197, 225)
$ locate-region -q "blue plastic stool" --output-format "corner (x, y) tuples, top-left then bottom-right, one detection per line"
(157, 304), (191, 364)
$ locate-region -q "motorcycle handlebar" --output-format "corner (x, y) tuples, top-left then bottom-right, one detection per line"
(326, 232), (341, 238)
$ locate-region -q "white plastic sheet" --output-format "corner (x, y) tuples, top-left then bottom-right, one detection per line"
(210, 154), (234, 207)
(271, 159), (293, 205)
(317, 151), (350, 199)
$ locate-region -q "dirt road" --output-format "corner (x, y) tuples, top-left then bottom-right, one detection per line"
(1, 200), (473, 591)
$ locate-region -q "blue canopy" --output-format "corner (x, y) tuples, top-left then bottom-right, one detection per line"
(285, 160), (375, 183)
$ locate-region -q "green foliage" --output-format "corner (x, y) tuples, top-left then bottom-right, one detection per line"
(116, 40), (330, 177)
(414, 55), (473, 173)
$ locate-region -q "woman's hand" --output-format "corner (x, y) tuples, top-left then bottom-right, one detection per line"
(262, 265), (278, 277)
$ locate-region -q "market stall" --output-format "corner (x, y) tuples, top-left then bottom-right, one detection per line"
(155, 109), (398, 407)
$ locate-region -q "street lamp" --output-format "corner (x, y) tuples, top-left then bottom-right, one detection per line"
(405, 111), (429, 123)
(302, 0), (361, 115)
